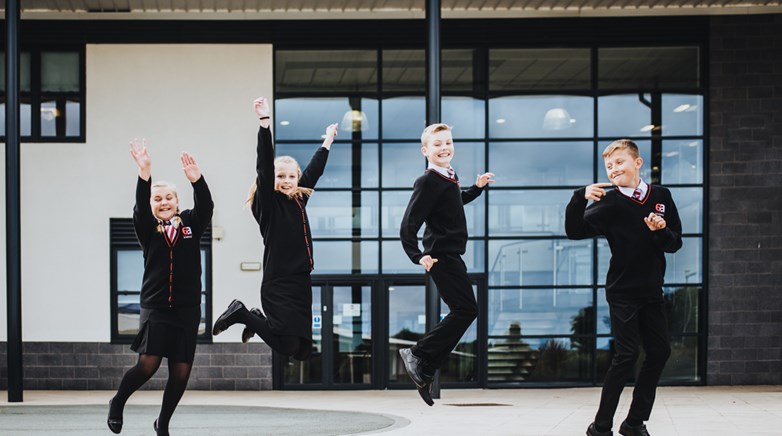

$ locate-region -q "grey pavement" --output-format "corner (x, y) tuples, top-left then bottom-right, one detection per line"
(1, 386), (781, 435)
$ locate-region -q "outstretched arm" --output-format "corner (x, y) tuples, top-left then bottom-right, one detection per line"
(253, 97), (275, 221)
(130, 138), (151, 181)
(130, 138), (154, 243)
(299, 123), (337, 189)
(181, 152), (214, 231)
(462, 171), (495, 204)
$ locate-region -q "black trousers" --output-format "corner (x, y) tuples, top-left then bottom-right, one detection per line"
(411, 254), (478, 370)
(595, 298), (671, 430)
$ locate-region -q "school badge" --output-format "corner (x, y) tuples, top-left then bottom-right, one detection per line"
(655, 203), (666, 214)
(182, 226), (193, 238)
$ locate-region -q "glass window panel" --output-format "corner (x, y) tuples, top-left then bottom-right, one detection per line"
(116, 293), (141, 335)
(665, 286), (700, 334)
(598, 94), (653, 138)
(382, 97), (426, 139)
(65, 99), (80, 137)
(489, 95), (593, 138)
(381, 142), (427, 188)
(276, 98), (378, 140)
(382, 240), (420, 274)
(284, 286), (322, 384)
(275, 50), (377, 93)
(488, 239), (593, 286)
(596, 288), (610, 335)
(598, 47), (700, 90)
(488, 337), (591, 382)
(312, 240), (378, 274)
(388, 284), (427, 384)
(439, 284), (478, 383)
(1, 100), (33, 137)
(597, 140), (652, 183)
(0, 51), (31, 92)
(450, 141), (486, 187)
(665, 236), (702, 284)
(382, 191), (417, 238)
(41, 52), (80, 92)
(669, 187), (703, 234)
(464, 192), (486, 238)
(277, 142), (379, 189)
(597, 239), (610, 286)
(661, 336), (700, 383)
(117, 250), (144, 291)
(442, 49), (475, 92)
(333, 285), (373, 385)
(488, 288), (593, 337)
(443, 97), (485, 139)
(596, 336), (612, 381)
(383, 49), (424, 92)
(488, 189), (574, 237)
(464, 240), (485, 273)
(489, 141), (593, 187)
(490, 48), (591, 91)
(662, 94), (703, 136)
(662, 140), (703, 185)
(307, 191), (379, 238)
(40, 100), (57, 136)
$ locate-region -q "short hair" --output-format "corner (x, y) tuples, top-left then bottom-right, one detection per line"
(420, 123), (452, 147)
(602, 139), (640, 159)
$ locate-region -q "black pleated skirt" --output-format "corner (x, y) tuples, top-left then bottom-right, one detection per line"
(130, 305), (201, 364)
(261, 273), (313, 346)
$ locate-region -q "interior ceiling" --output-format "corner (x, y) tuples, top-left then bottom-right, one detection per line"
(5, 0), (781, 18)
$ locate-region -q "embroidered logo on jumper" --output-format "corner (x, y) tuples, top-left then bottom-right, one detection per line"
(181, 227), (193, 238)
(655, 203), (666, 214)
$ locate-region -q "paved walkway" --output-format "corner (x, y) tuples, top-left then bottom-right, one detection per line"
(1, 386), (781, 435)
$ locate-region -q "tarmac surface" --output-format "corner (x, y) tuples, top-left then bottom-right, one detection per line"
(1, 386), (781, 435)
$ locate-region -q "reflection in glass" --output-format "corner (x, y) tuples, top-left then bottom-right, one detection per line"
(0, 101), (33, 136)
(488, 288), (593, 336)
(488, 337), (590, 382)
(439, 285), (478, 383)
(662, 140), (703, 185)
(382, 191), (415, 238)
(669, 188), (703, 234)
(382, 143), (426, 188)
(664, 286), (700, 334)
(598, 94), (653, 138)
(661, 336), (699, 382)
(117, 294), (141, 335)
(489, 95), (593, 138)
(464, 194), (486, 238)
(0, 51), (32, 92)
(664, 237), (702, 284)
(307, 191), (379, 238)
(333, 286), (373, 384)
(276, 98), (379, 140)
(489, 142), (593, 187)
(488, 190), (573, 236)
(277, 142), (379, 189)
(117, 250), (144, 291)
(443, 97), (485, 139)
(597, 140), (652, 183)
(489, 239), (592, 287)
(383, 50), (424, 92)
(382, 241), (421, 274)
(312, 240), (378, 274)
(662, 94), (703, 136)
(285, 286), (322, 384)
(388, 285), (426, 384)
(275, 50), (377, 93)
(598, 47), (700, 90)
(442, 49), (476, 92)
(41, 52), (80, 92)
(596, 288), (611, 335)
(382, 97), (426, 139)
(490, 48), (591, 91)
(66, 100), (80, 136)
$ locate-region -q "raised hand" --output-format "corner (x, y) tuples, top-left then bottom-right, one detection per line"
(585, 182), (613, 202)
(321, 123), (339, 150)
(254, 96), (270, 118)
(644, 212), (667, 231)
(476, 172), (496, 188)
(419, 255), (439, 272)
(181, 152), (202, 183)
(129, 138), (151, 180)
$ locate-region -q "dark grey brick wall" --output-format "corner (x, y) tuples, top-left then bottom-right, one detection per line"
(708, 14), (782, 385)
(0, 342), (272, 390)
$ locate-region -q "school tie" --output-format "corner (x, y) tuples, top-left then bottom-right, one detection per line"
(447, 167), (455, 179)
(164, 221), (176, 241)
(632, 188), (642, 200)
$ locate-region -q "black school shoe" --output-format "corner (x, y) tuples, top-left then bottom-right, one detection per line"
(398, 348), (434, 406)
(106, 399), (122, 434)
(586, 422), (613, 436)
(241, 307), (263, 343)
(212, 299), (245, 336)
(154, 419), (170, 436)
(619, 421), (651, 436)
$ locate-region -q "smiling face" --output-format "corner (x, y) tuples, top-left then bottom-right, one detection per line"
(604, 148), (643, 188)
(421, 129), (455, 168)
(150, 184), (179, 222)
(274, 158), (300, 195)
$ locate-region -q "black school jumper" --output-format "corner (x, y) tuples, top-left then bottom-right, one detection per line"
(131, 176), (214, 364)
(565, 184), (682, 430)
(251, 126), (328, 356)
(400, 169), (484, 370)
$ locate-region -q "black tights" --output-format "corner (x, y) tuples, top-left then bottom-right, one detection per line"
(110, 354), (192, 435)
(233, 307), (310, 360)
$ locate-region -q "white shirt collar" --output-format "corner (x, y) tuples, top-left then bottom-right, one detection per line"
(617, 179), (648, 199)
(428, 162), (453, 178)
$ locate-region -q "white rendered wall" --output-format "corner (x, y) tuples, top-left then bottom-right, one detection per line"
(12, 44), (272, 342)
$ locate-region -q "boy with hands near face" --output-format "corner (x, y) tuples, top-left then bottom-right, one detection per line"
(566, 139), (682, 436)
(398, 123), (494, 406)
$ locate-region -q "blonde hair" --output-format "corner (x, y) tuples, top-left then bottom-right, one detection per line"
(245, 155), (314, 205)
(602, 139), (640, 159)
(151, 181), (181, 233)
(420, 123), (452, 147)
